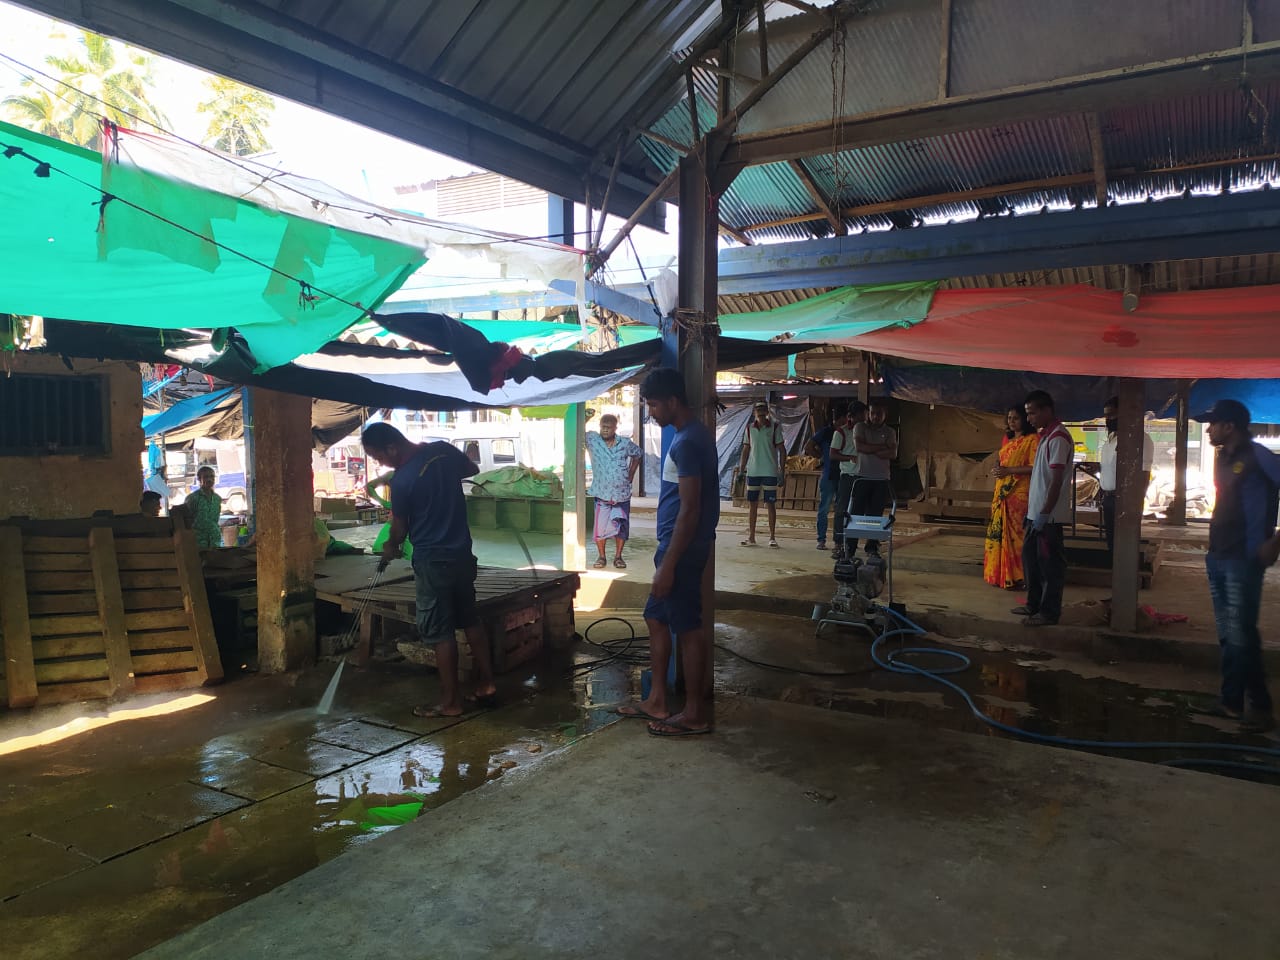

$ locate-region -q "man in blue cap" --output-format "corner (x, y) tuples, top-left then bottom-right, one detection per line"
(1196, 398), (1280, 733)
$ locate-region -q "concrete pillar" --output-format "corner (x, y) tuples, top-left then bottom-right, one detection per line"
(254, 388), (316, 672)
(562, 402), (587, 571)
(1166, 380), (1191, 526)
(1109, 378), (1144, 632)
(677, 148), (721, 692)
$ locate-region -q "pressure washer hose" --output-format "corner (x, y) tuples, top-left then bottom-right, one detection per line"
(865, 604), (1280, 777)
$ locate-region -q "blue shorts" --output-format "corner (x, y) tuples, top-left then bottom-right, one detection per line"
(412, 553), (478, 644)
(745, 475), (778, 503)
(643, 541), (712, 634)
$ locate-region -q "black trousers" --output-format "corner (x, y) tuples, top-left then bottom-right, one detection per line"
(847, 478), (892, 554)
(1100, 490), (1116, 555)
(833, 473), (856, 548)
(1022, 523), (1066, 622)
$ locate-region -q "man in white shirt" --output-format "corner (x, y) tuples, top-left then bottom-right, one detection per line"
(1012, 390), (1073, 626)
(739, 401), (786, 548)
(828, 400), (867, 558)
(1098, 395), (1154, 558)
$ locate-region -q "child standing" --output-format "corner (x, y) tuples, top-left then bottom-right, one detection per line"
(189, 466), (224, 549)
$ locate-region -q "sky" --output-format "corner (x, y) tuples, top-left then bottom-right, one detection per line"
(0, 0), (680, 290)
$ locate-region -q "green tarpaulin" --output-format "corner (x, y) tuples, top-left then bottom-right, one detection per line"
(718, 282), (936, 341)
(0, 121), (425, 370)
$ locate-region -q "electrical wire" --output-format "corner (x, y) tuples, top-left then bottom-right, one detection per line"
(0, 51), (586, 255)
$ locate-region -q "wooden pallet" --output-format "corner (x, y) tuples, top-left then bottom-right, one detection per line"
(0, 518), (222, 708)
(316, 563), (579, 672)
(921, 487), (993, 522)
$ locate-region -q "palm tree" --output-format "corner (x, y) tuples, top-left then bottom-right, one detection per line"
(196, 76), (275, 156)
(1, 29), (170, 148)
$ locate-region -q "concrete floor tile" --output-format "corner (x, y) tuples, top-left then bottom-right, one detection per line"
(0, 835), (94, 900)
(253, 739), (371, 777)
(311, 718), (419, 755)
(192, 758), (313, 801)
(137, 783), (251, 830)
(34, 805), (176, 863)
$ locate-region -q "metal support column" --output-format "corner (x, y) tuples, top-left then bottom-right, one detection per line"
(241, 387), (256, 528)
(550, 195), (586, 570)
(562, 403), (587, 571)
(1166, 380), (1191, 526)
(1110, 378), (1144, 632)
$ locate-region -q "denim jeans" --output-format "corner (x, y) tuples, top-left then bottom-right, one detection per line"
(1021, 523), (1066, 622)
(816, 475), (836, 543)
(1206, 551), (1272, 714)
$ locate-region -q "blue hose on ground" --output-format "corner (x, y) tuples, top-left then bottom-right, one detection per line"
(868, 603), (1280, 777)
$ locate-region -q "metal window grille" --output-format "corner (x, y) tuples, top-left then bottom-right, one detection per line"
(0, 374), (109, 455)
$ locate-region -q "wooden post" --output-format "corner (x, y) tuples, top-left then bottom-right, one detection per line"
(857, 352), (872, 405)
(88, 526), (136, 697)
(254, 388), (316, 673)
(677, 146), (723, 695)
(1166, 380), (1191, 526)
(0, 526), (37, 707)
(562, 403), (587, 571)
(1110, 378), (1144, 632)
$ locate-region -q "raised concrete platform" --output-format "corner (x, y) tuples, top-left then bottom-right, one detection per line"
(140, 696), (1280, 960)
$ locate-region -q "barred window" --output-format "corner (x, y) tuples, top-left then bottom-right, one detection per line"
(0, 374), (108, 455)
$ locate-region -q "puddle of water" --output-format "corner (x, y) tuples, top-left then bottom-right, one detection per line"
(708, 611), (1280, 786)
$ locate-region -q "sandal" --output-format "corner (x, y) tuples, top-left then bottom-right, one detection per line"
(412, 704), (463, 719)
(613, 557), (627, 569)
(768, 539), (779, 548)
(592, 556), (606, 569)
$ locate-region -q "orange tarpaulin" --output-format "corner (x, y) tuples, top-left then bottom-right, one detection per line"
(845, 284), (1280, 378)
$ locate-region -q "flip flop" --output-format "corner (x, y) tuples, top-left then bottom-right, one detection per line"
(412, 705), (463, 719)
(612, 703), (667, 722)
(740, 538), (757, 546)
(647, 719), (713, 737)
(613, 557), (627, 569)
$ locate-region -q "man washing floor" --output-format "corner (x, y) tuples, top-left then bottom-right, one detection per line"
(361, 422), (497, 718)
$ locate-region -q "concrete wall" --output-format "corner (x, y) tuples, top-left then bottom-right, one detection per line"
(0, 353), (144, 520)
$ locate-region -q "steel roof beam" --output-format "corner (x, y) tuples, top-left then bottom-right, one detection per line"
(715, 189), (1280, 293)
(726, 43), (1280, 168)
(11, 0), (666, 230)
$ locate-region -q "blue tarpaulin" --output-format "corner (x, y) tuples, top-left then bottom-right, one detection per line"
(142, 387), (236, 436)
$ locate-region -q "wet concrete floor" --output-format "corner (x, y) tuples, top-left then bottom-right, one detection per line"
(0, 649), (632, 960)
(140, 694), (1280, 960)
(4, 602), (1278, 959)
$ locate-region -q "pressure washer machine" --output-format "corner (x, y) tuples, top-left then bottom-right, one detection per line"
(814, 498), (896, 635)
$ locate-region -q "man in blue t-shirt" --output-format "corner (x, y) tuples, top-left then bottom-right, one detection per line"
(614, 368), (719, 737)
(1195, 399), (1280, 733)
(361, 422), (497, 719)
(806, 404), (845, 551)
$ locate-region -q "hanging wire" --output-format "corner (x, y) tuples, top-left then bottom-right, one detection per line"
(0, 51), (587, 254)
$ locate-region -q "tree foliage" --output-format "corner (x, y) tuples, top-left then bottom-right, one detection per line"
(1, 29), (170, 149)
(196, 76), (275, 157)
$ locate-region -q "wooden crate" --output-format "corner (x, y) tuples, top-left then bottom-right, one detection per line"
(0, 518), (222, 709)
(730, 469), (825, 511)
(922, 487), (993, 522)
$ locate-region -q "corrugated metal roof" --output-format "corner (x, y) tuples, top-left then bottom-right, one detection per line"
(255, 0), (722, 153)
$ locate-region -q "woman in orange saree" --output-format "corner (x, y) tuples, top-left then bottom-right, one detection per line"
(983, 407), (1039, 589)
